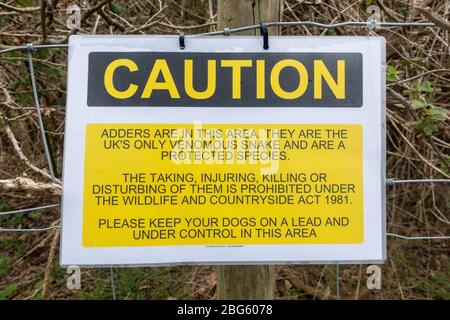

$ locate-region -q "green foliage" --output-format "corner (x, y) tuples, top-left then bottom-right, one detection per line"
(407, 118), (437, 136)
(0, 255), (11, 278)
(109, 2), (125, 15)
(420, 79), (433, 93)
(386, 65), (402, 83)
(0, 213), (24, 225)
(417, 270), (450, 299)
(361, 0), (373, 10)
(71, 267), (191, 300)
(0, 200), (7, 212)
(0, 283), (19, 300)
(115, 268), (147, 299)
(75, 270), (115, 300)
(0, 198), (40, 226)
(437, 155), (450, 175)
(7, 79), (21, 91)
(404, 79), (446, 136)
(146, 267), (191, 300)
(1, 236), (26, 254)
(406, 79), (441, 98)
(326, 29), (338, 36)
(14, 0), (32, 7)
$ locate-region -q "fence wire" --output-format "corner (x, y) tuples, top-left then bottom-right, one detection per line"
(0, 19), (438, 54)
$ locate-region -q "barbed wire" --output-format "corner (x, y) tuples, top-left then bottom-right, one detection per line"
(0, 20), (437, 55)
(0, 43), (67, 55)
(0, 225), (60, 232)
(195, 20), (436, 37)
(26, 44), (57, 181)
(386, 233), (450, 240)
(385, 178), (450, 185)
(0, 203), (60, 216)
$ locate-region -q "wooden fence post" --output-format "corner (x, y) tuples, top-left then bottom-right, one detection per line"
(215, 0), (283, 300)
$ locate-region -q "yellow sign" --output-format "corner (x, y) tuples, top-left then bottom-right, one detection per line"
(83, 124), (363, 247)
(61, 36), (386, 266)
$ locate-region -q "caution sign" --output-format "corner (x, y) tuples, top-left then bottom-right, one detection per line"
(61, 36), (386, 265)
(87, 52), (362, 107)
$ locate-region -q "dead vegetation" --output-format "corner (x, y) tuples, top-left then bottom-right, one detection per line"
(0, 0), (449, 300)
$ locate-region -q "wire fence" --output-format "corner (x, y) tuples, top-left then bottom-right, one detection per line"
(0, 19), (439, 55)
(0, 20), (449, 300)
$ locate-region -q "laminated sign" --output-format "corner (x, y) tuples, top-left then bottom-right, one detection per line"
(61, 36), (386, 266)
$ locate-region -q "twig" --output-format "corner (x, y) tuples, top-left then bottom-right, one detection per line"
(376, 0), (403, 22)
(387, 87), (450, 171)
(0, 177), (62, 195)
(282, 274), (342, 300)
(157, 21), (217, 31)
(40, 0), (47, 44)
(42, 227), (60, 299)
(124, 6), (168, 34)
(11, 230), (55, 266)
(81, 0), (112, 25)
(98, 6), (126, 32)
(48, 0), (114, 43)
(207, 0), (216, 32)
(167, 0), (209, 21)
(414, 4), (450, 31)
(386, 113), (449, 177)
(0, 110), (61, 183)
(388, 68), (450, 86)
(0, 2), (40, 13)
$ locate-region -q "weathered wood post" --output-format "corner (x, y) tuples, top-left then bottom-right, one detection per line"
(215, 0), (283, 300)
